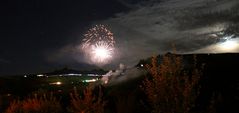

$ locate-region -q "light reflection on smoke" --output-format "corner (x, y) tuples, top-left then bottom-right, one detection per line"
(100, 63), (146, 86)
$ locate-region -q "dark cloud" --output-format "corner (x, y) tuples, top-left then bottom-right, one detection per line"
(48, 0), (239, 69)
(97, 0), (239, 66)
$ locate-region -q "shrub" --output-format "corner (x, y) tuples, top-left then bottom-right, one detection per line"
(68, 86), (106, 113)
(5, 93), (62, 113)
(142, 54), (202, 113)
(4, 100), (21, 113)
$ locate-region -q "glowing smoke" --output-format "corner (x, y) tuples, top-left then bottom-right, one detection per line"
(81, 25), (115, 66)
(101, 63), (146, 86)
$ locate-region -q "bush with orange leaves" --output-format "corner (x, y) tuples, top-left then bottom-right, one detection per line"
(142, 54), (202, 113)
(5, 93), (62, 113)
(68, 86), (106, 113)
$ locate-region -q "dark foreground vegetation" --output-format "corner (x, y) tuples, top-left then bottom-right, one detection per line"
(0, 53), (239, 113)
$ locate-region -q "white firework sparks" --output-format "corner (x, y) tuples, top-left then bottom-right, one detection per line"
(91, 41), (114, 64)
(81, 25), (115, 65)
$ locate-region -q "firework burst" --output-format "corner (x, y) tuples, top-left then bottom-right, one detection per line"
(81, 25), (115, 65)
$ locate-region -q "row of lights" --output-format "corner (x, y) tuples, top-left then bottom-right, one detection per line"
(49, 78), (100, 86)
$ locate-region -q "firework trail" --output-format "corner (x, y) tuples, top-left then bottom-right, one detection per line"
(81, 25), (115, 65)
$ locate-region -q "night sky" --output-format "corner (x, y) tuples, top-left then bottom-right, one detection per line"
(1, 0), (239, 75)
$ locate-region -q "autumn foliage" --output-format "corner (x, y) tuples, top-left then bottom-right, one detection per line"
(142, 54), (202, 113)
(68, 86), (106, 113)
(5, 93), (62, 113)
